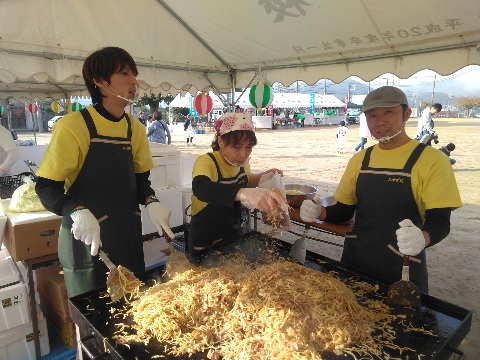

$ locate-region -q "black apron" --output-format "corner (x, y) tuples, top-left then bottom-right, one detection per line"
(58, 109), (144, 298)
(188, 153), (248, 254)
(341, 143), (429, 293)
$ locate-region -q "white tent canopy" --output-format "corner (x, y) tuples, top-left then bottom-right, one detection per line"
(170, 91), (345, 110)
(1, 0), (479, 101)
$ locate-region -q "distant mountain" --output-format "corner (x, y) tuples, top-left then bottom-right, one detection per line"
(274, 77), (479, 109)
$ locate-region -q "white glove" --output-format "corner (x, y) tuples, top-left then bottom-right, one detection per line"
(146, 201), (175, 239)
(239, 188), (285, 212)
(300, 195), (323, 223)
(395, 219), (426, 256)
(70, 209), (101, 256)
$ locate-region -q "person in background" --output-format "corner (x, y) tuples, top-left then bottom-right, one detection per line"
(296, 113), (305, 127)
(353, 111), (370, 153)
(188, 112), (286, 264)
(147, 109), (171, 144)
(184, 114), (195, 146)
(35, 46), (175, 299)
(137, 111), (146, 126)
(300, 86), (461, 293)
(336, 120), (348, 153)
(0, 124), (19, 176)
(439, 143), (456, 165)
(416, 103), (442, 145)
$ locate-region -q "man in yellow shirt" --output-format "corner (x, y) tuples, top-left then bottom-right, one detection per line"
(300, 86), (462, 293)
(35, 47), (174, 298)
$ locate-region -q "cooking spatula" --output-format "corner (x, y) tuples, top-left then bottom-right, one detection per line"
(289, 223), (310, 264)
(386, 255), (421, 307)
(98, 249), (143, 302)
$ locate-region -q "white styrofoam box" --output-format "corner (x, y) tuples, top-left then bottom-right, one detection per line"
(149, 155), (181, 190)
(10, 145), (48, 177)
(149, 143), (181, 157)
(181, 186), (192, 224)
(180, 152), (198, 186)
(143, 236), (169, 269)
(0, 304), (50, 359)
(141, 188), (183, 235)
(0, 246), (20, 287)
(15, 262), (40, 306)
(0, 247), (31, 332)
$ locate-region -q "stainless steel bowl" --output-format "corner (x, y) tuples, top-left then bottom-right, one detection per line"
(284, 184), (317, 208)
(319, 195), (337, 207)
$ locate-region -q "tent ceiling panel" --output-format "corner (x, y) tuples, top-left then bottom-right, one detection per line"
(1, 0), (479, 100)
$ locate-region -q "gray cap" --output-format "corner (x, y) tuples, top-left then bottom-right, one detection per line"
(363, 86), (408, 112)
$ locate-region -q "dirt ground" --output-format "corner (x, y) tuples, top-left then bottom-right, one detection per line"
(22, 116), (479, 358)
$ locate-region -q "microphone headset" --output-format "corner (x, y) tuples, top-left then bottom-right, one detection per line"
(102, 82), (139, 105)
(371, 130), (402, 144)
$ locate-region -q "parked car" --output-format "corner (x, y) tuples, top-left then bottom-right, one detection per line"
(47, 115), (63, 131)
(345, 110), (360, 124)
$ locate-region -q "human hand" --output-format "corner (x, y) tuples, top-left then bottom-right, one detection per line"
(300, 195), (322, 223)
(261, 168), (284, 177)
(70, 209), (101, 256)
(238, 188), (286, 212)
(146, 201), (175, 239)
(395, 219), (426, 256)
(0, 168), (6, 177)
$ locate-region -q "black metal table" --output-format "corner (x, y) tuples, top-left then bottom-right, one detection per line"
(68, 232), (472, 360)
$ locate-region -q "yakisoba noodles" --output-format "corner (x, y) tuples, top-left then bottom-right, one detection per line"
(113, 255), (395, 359)
(107, 265), (144, 303)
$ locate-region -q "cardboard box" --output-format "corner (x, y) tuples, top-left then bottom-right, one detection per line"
(35, 265), (69, 319)
(1, 200), (62, 261)
(43, 304), (76, 348)
(0, 246), (31, 332)
(0, 304), (50, 359)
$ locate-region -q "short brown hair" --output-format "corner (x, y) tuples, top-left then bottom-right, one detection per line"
(82, 47), (138, 104)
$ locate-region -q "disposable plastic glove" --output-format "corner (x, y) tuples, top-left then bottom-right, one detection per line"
(300, 195), (322, 223)
(146, 201), (175, 239)
(70, 209), (101, 256)
(239, 188), (285, 212)
(395, 219), (426, 256)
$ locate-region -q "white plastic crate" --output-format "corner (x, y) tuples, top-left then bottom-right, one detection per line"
(0, 304), (49, 359)
(180, 153), (198, 186)
(0, 246), (30, 332)
(141, 188), (183, 235)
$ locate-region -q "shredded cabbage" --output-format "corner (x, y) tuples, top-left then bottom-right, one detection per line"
(8, 178), (46, 212)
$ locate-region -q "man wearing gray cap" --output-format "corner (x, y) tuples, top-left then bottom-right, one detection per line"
(300, 86), (462, 293)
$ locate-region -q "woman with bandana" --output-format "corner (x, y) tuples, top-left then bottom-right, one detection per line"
(187, 112), (285, 263)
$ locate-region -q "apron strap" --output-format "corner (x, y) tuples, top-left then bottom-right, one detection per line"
(79, 108), (97, 138)
(403, 143), (426, 172)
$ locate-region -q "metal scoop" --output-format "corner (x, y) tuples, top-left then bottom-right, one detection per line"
(289, 223), (310, 264)
(386, 255), (421, 307)
(290, 198), (319, 264)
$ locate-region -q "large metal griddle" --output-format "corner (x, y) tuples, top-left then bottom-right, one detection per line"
(68, 231), (471, 360)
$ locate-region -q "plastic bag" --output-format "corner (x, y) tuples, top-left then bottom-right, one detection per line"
(258, 172), (291, 231)
(8, 178), (46, 212)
